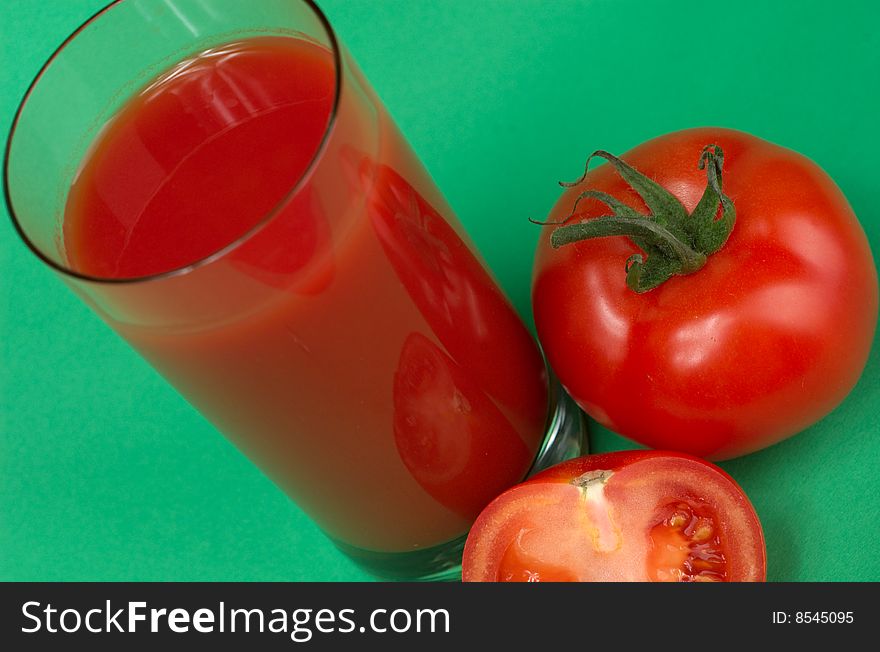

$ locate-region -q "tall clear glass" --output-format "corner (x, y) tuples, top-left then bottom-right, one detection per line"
(4, 0), (584, 579)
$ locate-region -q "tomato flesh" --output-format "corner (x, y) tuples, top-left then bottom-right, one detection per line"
(647, 502), (727, 582)
(462, 451), (766, 582)
(498, 529), (580, 582)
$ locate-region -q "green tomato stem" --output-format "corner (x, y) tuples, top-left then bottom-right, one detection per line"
(546, 145), (736, 293)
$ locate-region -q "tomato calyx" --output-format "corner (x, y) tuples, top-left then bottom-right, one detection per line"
(535, 145), (736, 292)
(570, 469), (613, 489)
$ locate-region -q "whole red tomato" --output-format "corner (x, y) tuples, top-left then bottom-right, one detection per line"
(533, 128), (877, 459)
(462, 451), (766, 582)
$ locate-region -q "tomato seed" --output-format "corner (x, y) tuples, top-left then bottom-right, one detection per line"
(668, 511), (690, 529)
(649, 502), (728, 582)
(691, 518), (714, 542)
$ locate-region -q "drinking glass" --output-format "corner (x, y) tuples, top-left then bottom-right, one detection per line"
(4, 0), (585, 579)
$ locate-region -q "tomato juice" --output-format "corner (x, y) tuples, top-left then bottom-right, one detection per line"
(62, 36), (549, 554)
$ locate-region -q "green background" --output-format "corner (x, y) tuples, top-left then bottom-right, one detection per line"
(1, 0), (878, 581)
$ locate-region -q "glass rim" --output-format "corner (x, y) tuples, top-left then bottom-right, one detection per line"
(3, 0), (343, 286)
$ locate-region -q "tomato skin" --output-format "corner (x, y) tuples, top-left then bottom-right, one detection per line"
(530, 450), (744, 489)
(533, 128), (878, 459)
(462, 451), (766, 582)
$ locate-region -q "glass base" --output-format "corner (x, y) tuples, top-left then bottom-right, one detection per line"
(526, 377), (588, 478)
(334, 534), (467, 582)
(332, 379), (587, 581)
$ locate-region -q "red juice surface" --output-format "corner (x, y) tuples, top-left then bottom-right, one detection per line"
(64, 36), (549, 552)
(65, 38), (334, 278)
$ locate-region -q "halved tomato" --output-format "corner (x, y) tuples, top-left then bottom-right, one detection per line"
(462, 451), (766, 582)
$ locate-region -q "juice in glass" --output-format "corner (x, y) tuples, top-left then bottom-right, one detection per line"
(62, 35), (550, 557)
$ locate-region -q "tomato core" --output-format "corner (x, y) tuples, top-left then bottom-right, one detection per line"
(647, 501), (728, 582)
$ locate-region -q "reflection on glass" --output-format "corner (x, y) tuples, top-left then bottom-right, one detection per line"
(6, 0), (571, 578)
